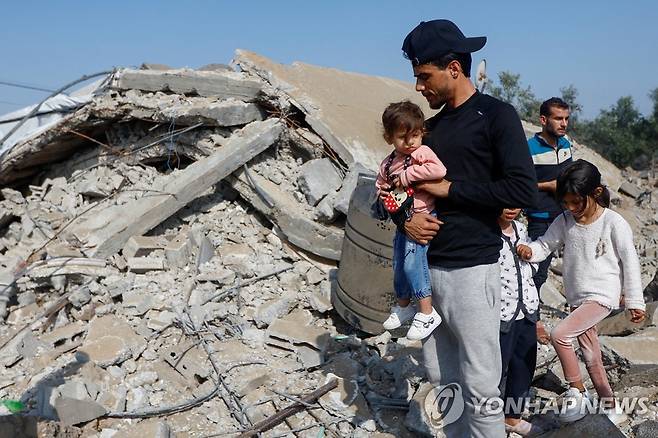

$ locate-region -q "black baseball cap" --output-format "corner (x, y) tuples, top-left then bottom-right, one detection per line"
(402, 20), (486, 65)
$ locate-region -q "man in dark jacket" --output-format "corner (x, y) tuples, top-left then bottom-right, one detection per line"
(401, 20), (537, 437)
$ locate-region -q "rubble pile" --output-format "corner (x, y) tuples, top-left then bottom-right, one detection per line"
(0, 52), (656, 437)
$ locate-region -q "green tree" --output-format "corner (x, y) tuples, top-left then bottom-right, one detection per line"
(489, 71), (541, 122)
(559, 84), (583, 126)
(579, 96), (652, 167)
(650, 87), (658, 121)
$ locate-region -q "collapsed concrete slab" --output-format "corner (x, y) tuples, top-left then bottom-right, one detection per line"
(234, 50), (435, 171)
(67, 119), (283, 258)
(93, 91), (265, 127)
(112, 68), (264, 101)
(600, 327), (658, 365)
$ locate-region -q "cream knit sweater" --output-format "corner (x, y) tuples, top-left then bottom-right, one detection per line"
(527, 208), (645, 311)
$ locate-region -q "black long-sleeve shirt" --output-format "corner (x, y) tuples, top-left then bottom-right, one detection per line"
(423, 91), (537, 268)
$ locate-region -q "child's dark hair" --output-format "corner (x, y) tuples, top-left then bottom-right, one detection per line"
(556, 159), (611, 208)
(382, 101), (425, 140)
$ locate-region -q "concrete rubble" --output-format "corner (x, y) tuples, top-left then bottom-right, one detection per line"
(0, 51), (656, 437)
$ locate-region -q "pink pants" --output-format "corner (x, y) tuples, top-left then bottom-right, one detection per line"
(550, 301), (614, 399)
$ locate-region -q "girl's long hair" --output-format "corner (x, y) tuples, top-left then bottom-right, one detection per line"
(556, 159), (611, 208)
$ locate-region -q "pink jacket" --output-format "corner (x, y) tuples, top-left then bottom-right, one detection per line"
(375, 145), (447, 214)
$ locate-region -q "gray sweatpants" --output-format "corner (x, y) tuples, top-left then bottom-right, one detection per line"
(421, 263), (505, 438)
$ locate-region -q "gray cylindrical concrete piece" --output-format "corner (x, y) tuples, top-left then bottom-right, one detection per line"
(333, 174), (398, 334)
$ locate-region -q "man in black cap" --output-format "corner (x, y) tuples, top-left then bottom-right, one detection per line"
(400, 19), (537, 437)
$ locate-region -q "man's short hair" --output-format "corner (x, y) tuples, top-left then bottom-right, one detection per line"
(429, 52), (472, 78)
(540, 97), (569, 117)
(428, 52), (473, 78)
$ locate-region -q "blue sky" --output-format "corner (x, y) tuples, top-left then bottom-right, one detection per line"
(1, 1), (656, 120)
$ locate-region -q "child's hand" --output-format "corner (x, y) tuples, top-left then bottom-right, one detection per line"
(517, 244), (533, 260)
(377, 185), (391, 202)
(536, 321), (551, 345)
(629, 309), (646, 323)
(392, 175), (402, 189)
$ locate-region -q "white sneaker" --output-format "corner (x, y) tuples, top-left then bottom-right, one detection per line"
(382, 305), (416, 330)
(558, 387), (590, 423)
(406, 308), (442, 340)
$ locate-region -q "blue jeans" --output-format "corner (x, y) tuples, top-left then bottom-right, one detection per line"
(392, 230), (432, 301)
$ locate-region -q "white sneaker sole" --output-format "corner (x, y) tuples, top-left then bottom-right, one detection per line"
(405, 316), (441, 340)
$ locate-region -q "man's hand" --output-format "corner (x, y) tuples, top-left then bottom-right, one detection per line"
(629, 309), (646, 323)
(403, 212), (443, 245)
(517, 244), (533, 260)
(538, 180), (557, 193)
(416, 179), (452, 198)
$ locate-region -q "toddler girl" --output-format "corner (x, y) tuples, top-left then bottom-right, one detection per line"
(375, 101), (446, 340)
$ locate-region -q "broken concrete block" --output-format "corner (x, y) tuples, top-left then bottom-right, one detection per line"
(161, 340), (210, 381)
(164, 232), (191, 268)
(0, 188), (25, 204)
(601, 327), (658, 365)
(114, 68), (263, 100)
(68, 287), (92, 308)
(58, 381), (91, 400)
(45, 242), (84, 259)
(68, 119), (283, 258)
(309, 280), (333, 313)
(297, 158), (343, 206)
(114, 420), (171, 438)
(122, 290), (155, 316)
(619, 181), (644, 199)
(16, 331), (46, 359)
(196, 266), (235, 285)
(225, 365), (272, 397)
(334, 163), (372, 215)
(296, 344), (323, 369)
(127, 257), (166, 273)
(228, 166), (344, 260)
(146, 310), (176, 331)
(55, 397), (106, 426)
(172, 99), (264, 126)
(40, 321), (87, 346)
(79, 315), (147, 367)
(127, 371), (159, 387)
(194, 235), (215, 268)
(104, 274), (134, 299)
(266, 312), (329, 350)
(254, 294), (296, 328)
(540, 281), (567, 310)
(122, 236), (168, 258)
(314, 193), (339, 223)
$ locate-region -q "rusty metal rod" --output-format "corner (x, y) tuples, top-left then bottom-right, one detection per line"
(236, 379), (338, 438)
